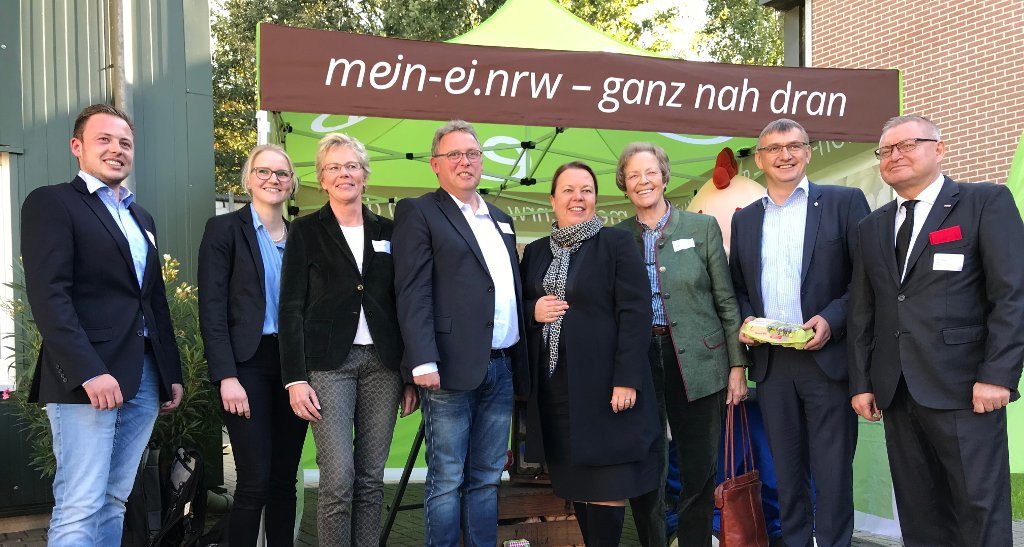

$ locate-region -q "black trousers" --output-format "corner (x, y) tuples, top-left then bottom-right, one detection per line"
(630, 333), (724, 547)
(883, 378), (1012, 547)
(757, 347), (856, 547)
(221, 335), (309, 547)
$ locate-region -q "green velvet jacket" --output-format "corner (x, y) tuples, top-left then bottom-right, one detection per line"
(616, 205), (749, 401)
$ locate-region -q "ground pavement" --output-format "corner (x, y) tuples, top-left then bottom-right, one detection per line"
(3, 443), (1022, 546)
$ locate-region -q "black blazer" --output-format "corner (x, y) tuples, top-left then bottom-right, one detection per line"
(520, 228), (658, 467)
(278, 203), (403, 385)
(198, 204), (287, 382)
(730, 182), (870, 382)
(21, 177), (183, 403)
(392, 188), (528, 396)
(849, 178), (1024, 409)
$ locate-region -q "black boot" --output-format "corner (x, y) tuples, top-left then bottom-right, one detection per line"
(573, 501), (590, 542)
(581, 503), (625, 547)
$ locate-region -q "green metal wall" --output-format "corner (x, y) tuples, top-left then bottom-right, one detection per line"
(0, 0), (214, 277)
(0, 0), (215, 515)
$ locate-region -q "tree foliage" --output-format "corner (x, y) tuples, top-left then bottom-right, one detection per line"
(699, 0), (784, 66)
(212, 0), (502, 194)
(211, 0), (676, 194)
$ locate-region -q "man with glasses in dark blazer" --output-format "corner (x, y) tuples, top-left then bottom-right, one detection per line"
(393, 120), (528, 546)
(849, 115), (1024, 546)
(730, 118), (870, 547)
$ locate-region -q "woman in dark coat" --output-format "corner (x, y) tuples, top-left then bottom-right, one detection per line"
(198, 144), (308, 546)
(520, 161), (661, 546)
(278, 133), (417, 545)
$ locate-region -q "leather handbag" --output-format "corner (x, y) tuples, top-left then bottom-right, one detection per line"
(714, 402), (769, 547)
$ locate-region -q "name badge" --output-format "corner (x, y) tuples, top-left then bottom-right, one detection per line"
(672, 238), (695, 252)
(497, 221), (514, 235)
(145, 229), (157, 248)
(933, 253), (964, 272)
(372, 239), (391, 254)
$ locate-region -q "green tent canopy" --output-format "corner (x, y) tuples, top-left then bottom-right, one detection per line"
(450, 0), (655, 54)
(1005, 130), (1024, 478)
(1007, 130), (1024, 215)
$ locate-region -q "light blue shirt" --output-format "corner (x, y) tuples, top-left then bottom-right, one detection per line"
(82, 171), (148, 287)
(760, 178), (808, 325)
(81, 170), (149, 336)
(252, 208), (286, 335)
(637, 203), (670, 326)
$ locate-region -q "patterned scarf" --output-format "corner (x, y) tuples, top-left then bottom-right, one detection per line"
(542, 215), (604, 376)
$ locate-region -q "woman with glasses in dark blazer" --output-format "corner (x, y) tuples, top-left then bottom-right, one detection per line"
(279, 133), (418, 546)
(198, 144), (309, 546)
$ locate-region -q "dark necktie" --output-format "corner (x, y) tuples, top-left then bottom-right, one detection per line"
(895, 199), (918, 277)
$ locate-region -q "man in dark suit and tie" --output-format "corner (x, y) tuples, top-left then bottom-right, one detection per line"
(393, 120), (527, 546)
(848, 115), (1024, 546)
(20, 104), (183, 545)
(730, 118), (870, 547)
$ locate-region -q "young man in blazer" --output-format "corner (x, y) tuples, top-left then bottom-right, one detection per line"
(392, 120), (528, 546)
(848, 115), (1024, 546)
(20, 104), (183, 545)
(729, 118), (870, 547)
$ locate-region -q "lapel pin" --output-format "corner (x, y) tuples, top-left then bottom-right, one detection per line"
(814, 201), (819, 207)
(943, 204), (951, 208)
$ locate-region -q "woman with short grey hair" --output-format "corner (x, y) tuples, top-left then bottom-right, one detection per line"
(617, 142), (749, 547)
(279, 133), (417, 545)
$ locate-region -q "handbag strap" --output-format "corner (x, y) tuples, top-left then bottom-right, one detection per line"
(738, 402), (755, 474)
(724, 403), (736, 480)
(723, 403), (757, 478)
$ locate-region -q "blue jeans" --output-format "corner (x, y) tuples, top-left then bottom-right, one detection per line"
(420, 355), (514, 547)
(46, 353), (161, 546)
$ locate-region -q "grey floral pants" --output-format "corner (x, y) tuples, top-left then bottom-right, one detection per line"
(308, 345), (403, 546)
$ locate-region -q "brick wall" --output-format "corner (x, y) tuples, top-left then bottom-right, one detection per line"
(811, 0), (1024, 183)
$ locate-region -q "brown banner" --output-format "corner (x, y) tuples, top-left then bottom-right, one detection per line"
(259, 24), (900, 143)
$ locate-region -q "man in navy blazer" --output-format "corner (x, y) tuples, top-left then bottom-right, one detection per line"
(20, 104), (183, 545)
(849, 115), (1024, 546)
(730, 118), (869, 547)
(393, 120), (527, 546)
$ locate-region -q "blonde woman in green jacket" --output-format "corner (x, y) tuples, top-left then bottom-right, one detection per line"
(616, 142), (750, 547)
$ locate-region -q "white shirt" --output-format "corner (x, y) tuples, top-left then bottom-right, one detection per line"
(339, 224), (373, 345)
(412, 192), (520, 377)
(895, 174), (945, 281)
(285, 223), (378, 389)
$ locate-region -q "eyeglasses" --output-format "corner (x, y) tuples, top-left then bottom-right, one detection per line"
(625, 169), (663, 184)
(756, 142), (809, 156)
(874, 138), (938, 160)
(433, 149), (483, 163)
(321, 162), (364, 175)
(251, 167), (293, 182)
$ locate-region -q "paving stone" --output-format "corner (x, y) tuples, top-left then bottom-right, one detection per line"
(4, 442), (1022, 546)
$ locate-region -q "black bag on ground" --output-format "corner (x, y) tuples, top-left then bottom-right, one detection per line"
(150, 446), (207, 547)
(122, 444), (164, 546)
(195, 513), (230, 546)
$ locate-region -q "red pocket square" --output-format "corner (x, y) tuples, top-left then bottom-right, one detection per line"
(929, 226), (962, 245)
